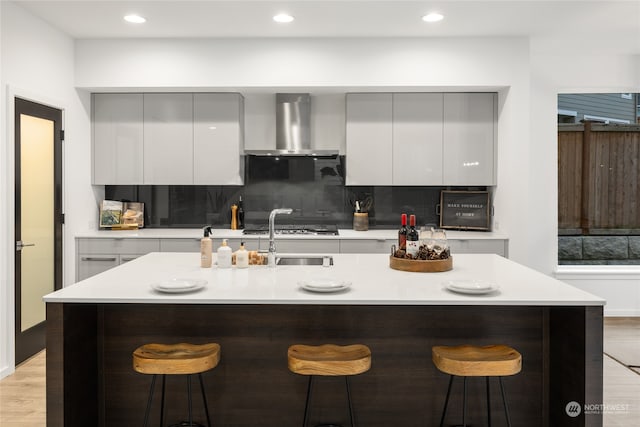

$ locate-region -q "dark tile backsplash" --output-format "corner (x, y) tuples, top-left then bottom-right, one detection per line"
(105, 156), (489, 229)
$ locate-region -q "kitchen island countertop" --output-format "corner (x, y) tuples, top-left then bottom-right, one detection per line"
(45, 252), (603, 306)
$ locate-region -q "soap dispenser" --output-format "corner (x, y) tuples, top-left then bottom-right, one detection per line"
(217, 239), (232, 269)
(236, 241), (249, 269)
(200, 226), (213, 268)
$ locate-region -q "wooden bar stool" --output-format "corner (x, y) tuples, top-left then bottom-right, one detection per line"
(133, 343), (221, 427)
(432, 344), (522, 427)
(288, 344), (372, 427)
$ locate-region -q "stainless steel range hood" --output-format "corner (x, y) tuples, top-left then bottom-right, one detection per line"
(245, 93), (339, 157)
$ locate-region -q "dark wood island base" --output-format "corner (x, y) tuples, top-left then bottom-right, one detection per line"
(46, 303), (602, 427)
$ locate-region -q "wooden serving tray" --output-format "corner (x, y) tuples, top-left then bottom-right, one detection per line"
(389, 255), (453, 272)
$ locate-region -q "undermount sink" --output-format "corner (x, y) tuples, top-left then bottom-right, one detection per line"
(275, 255), (333, 266)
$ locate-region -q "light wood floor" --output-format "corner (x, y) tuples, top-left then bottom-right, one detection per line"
(1, 318), (639, 426)
(0, 351), (46, 426)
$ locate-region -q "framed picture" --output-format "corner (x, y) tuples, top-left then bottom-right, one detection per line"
(99, 200), (144, 228)
(439, 191), (491, 231)
(99, 200), (123, 228)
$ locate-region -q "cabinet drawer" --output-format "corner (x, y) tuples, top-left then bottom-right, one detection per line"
(76, 255), (119, 281)
(160, 238), (201, 252)
(259, 239), (340, 254)
(340, 239), (395, 254)
(77, 238), (160, 254)
(449, 239), (507, 257)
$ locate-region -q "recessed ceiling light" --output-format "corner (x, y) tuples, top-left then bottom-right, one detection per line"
(124, 14), (146, 24)
(273, 13), (294, 23)
(422, 12), (444, 23)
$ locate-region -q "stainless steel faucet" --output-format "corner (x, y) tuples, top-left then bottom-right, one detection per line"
(268, 208), (293, 267)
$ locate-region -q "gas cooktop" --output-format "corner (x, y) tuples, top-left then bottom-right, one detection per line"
(242, 224), (339, 236)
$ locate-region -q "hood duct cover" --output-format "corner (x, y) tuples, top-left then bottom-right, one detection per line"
(245, 93), (339, 157)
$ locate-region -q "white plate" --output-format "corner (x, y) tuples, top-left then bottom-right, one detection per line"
(443, 280), (499, 295)
(299, 279), (351, 293)
(151, 278), (207, 293)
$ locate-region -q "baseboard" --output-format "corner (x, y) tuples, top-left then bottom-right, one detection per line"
(603, 309), (640, 317)
(0, 365), (15, 381)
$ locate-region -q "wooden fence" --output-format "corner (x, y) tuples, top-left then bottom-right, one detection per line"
(558, 122), (640, 233)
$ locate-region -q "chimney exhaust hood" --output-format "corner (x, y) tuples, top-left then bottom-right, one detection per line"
(245, 93), (339, 157)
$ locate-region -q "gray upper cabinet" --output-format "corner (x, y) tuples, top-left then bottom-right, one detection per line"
(346, 92), (496, 186)
(346, 93), (393, 185)
(443, 93), (497, 185)
(93, 92), (245, 185)
(392, 93), (444, 185)
(143, 93), (194, 185)
(194, 93), (244, 185)
(92, 93), (144, 185)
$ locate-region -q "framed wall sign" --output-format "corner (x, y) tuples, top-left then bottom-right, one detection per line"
(439, 191), (491, 230)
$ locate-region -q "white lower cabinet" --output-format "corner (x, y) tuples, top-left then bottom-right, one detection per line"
(448, 239), (508, 257)
(340, 239), (397, 254)
(259, 239), (340, 254)
(159, 238), (258, 253)
(76, 238), (160, 281)
(76, 235), (507, 281)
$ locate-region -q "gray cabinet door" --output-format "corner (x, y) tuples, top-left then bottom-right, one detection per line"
(92, 94), (143, 184)
(143, 93), (194, 184)
(392, 93), (443, 185)
(443, 93), (497, 185)
(194, 93), (244, 185)
(346, 93), (393, 185)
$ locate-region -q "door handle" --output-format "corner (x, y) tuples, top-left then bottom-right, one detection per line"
(16, 241), (35, 251)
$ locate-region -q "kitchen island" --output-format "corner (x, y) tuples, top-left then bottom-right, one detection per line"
(45, 253), (604, 427)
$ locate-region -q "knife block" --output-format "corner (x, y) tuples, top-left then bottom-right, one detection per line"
(353, 212), (369, 231)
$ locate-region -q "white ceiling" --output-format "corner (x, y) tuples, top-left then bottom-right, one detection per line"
(12, 0), (640, 53)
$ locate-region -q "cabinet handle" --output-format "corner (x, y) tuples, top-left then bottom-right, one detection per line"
(120, 257), (137, 263)
(376, 239), (386, 242)
(81, 256), (117, 262)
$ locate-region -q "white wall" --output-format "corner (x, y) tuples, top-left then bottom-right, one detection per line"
(0, 1), (95, 379)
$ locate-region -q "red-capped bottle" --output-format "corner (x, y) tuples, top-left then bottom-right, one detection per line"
(398, 214), (408, 250)
(406, 214), (419, 258)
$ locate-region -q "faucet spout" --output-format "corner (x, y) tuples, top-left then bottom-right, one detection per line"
(268, 208), (293, 267)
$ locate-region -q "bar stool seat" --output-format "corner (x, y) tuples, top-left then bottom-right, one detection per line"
(133, 343), (221, 427)
(288, 344), (371, 427)
(432, 344), (521, 427)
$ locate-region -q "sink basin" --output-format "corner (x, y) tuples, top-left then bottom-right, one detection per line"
(275, 255), (333, 266)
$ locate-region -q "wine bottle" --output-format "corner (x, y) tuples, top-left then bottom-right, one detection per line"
(398, 213), (408, 250)
(406, 214), (419, 258)
(237, 196), (245, 229)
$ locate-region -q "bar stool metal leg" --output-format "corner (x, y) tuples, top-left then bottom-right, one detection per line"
(160, 375), (167, 427)
(439, 375), (454, 427)
(198, 373), (212, 427)
(143, 374), (157, 427)
(462, 377), (467, 427)
(187, 375), (194, 427)
(302, 375), (314, 427)
(499, 377), (512, 427)
(486, 376), (491, 427)
(345, 376), (356, 427)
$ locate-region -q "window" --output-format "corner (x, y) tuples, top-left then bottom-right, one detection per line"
(558, 93), (640, 266)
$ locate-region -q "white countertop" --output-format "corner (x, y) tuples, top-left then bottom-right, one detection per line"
(45, 253), (603, 306)
(75, 228), (508, 241)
